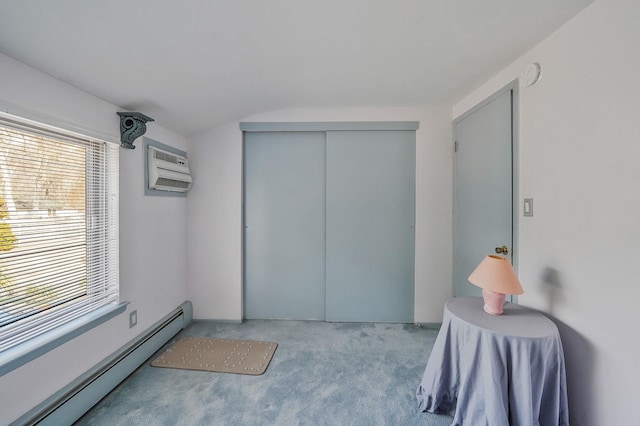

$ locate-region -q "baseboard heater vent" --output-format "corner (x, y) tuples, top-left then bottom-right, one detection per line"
(13, 301), (193, 426)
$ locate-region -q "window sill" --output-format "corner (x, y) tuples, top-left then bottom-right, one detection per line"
(0, 302), (127, 377)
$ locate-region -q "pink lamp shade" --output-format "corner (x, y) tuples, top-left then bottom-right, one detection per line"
(468, 255), (524, 315)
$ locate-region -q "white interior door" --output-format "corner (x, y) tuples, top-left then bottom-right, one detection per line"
(453, 88), (515, 297)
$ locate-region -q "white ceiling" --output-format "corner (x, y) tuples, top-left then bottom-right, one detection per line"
(0, 0), (594, 137)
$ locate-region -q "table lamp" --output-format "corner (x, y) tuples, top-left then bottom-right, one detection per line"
(468, 255), (524, 315)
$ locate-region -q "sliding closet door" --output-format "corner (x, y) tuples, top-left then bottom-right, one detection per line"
(244, 132), (326, 320)
(325, 130), (415, 322)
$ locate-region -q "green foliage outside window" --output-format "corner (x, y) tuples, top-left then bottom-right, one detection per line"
(0, 197), (15, 252)
(0, 196), (7, 219)
(0, 222), (15, 252)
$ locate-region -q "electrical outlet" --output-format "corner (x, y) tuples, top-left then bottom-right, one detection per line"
(129, 310), (137, 328)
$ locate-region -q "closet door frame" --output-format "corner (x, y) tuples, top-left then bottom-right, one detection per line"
(241, 121), (419, 322)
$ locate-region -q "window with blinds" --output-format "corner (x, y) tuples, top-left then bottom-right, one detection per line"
(0, 115), (119, 353)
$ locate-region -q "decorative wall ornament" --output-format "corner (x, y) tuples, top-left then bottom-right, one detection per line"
(117, 112), (154, 149)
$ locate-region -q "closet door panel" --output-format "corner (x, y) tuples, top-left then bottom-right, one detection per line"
(244, 131), (326, 320)
(325, 130), (415, 322)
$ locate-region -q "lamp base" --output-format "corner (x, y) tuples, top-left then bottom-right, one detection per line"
(482, 289), (506, 315)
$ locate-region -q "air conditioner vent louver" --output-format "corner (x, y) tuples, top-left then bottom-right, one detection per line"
(154, 150), (188, 166)
(147, 145), (192, 193)
(156, 178), (190, 189)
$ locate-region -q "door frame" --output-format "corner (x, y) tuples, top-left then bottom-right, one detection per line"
(240, 121), (419, 321)
(452, 80), (520, 299)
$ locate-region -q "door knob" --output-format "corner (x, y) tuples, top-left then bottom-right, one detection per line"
(495, 245), (509, 255)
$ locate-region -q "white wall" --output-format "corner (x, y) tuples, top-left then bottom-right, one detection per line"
(453, 0), (640, 424)
(186, 107), (453, 324)
(0, 53), (189, 424)
(187, 121), (244, 321)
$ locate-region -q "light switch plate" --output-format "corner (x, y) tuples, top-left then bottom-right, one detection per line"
(523, 198), (533, 217)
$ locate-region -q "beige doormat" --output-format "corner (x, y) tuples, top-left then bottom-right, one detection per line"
(151, 337), (277, 375)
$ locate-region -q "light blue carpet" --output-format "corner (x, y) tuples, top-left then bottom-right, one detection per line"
(76, 320), (453, 426)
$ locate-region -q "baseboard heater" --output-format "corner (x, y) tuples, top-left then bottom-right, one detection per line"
(13, 301), (193, 426)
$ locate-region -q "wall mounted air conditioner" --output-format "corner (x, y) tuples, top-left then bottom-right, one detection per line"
(147, 145), (193, 192)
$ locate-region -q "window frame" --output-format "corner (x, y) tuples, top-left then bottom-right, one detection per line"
(0, 112), (124, 377)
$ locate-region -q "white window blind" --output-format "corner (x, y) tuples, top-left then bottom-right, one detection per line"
(0, 114), (119, 353)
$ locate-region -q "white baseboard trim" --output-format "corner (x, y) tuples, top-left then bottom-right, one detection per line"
(12, 301), (192, 426)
